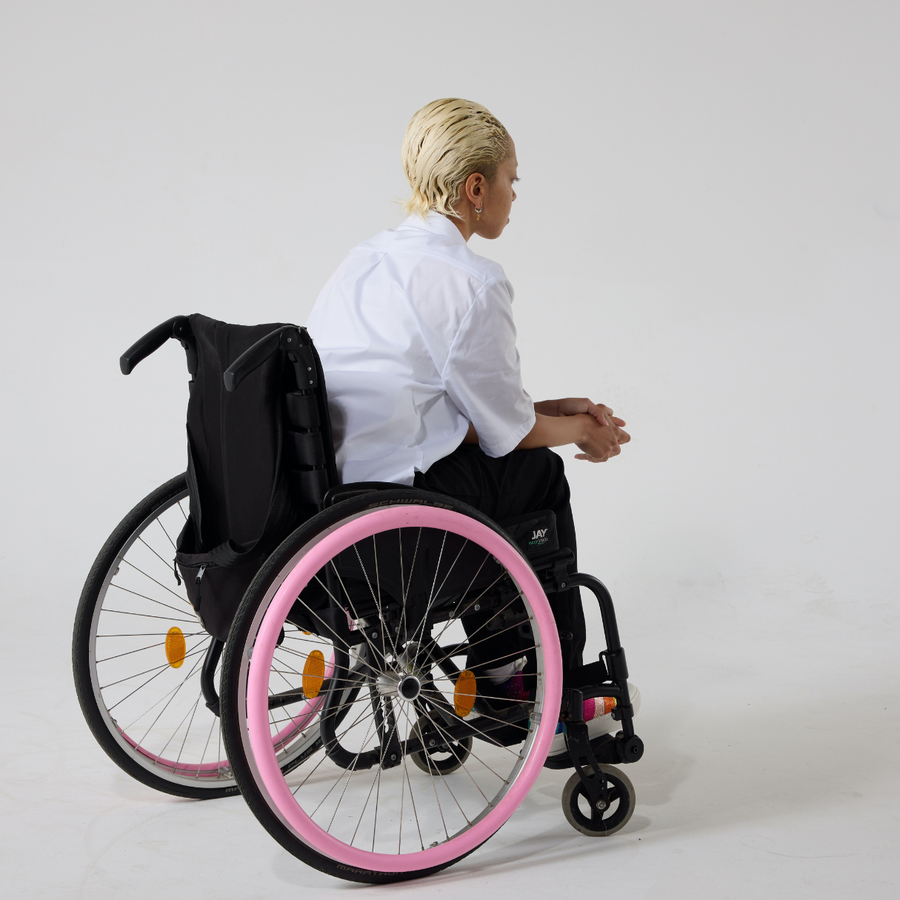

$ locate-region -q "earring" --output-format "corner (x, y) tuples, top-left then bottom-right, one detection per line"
(475, 206), (482, 220)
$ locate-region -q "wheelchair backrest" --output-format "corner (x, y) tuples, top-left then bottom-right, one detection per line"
(121, 313), (338, 640)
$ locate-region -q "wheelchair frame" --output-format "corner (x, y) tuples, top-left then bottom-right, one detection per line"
(72, 315), (643, 883)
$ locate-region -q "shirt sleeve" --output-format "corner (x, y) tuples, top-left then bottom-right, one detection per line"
(442, 275), (535, 458)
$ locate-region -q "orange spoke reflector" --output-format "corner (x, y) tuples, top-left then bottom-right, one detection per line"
(454, 669), (477, 718)
(303, 650), (326, 698)
(165, 627), (186, 669)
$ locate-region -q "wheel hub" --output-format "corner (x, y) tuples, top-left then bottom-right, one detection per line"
(375, 670), (423, 701)
(398, 674), (422, 701)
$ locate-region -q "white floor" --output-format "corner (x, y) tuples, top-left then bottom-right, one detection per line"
(3, 575), (896, 899)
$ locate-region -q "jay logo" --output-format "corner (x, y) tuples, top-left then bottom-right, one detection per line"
(529, 528), (549, 544)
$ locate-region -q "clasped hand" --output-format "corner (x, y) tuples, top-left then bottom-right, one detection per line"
(534, 397), (630, 463)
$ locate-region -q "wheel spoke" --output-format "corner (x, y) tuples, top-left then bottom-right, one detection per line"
(118, 557), (195, 608)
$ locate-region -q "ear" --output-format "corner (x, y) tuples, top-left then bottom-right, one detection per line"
(462, 172), (487, 207)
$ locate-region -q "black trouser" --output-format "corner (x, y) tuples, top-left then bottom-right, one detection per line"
(414, 444), (586, 672)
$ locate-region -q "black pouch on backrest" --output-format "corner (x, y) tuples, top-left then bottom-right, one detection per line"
(175, 314), (304, 641)
(499, 510), (559, 559)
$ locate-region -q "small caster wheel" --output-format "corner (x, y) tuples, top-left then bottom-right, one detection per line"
(410, 716), (472, 775)
(562, 764), (635, 836)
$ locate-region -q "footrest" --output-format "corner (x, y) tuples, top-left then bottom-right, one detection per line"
(543, 731), (645, 770)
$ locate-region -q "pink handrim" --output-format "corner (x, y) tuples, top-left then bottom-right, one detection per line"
(246, 504), (562, 874)
(117, 683), (327, 779)
(120, 731), (229, 776)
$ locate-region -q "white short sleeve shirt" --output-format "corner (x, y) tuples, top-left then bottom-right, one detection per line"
(305, 212), (535, 485)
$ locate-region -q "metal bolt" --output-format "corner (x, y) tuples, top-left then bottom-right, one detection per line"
(473, 603), (480, 611)
(595, 799), (608, 811)
(560, 581), (567, 589)
(390, 753), (397, 762)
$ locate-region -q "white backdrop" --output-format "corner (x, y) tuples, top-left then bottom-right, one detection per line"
(2, 2), (898, 897)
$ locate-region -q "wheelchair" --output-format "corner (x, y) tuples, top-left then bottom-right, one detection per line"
(72, 315), (643, 884)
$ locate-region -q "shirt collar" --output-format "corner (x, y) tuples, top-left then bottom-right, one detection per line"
(400, 211), (467, 246)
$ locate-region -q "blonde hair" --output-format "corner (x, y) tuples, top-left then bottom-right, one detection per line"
(401, 98), (510, 219)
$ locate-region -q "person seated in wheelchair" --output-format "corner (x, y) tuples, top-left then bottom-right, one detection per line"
(306, 98), (638, 752)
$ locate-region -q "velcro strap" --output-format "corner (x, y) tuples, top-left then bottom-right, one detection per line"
(289, 430), (327, 467)
(291, 467), (330, 504)
(285, 391), (320, 429)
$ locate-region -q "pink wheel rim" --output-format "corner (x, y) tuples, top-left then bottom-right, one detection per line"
(245, 505), (562, 874)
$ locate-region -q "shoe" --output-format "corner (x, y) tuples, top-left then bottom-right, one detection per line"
(484, 658), (530, 707)
(547, 682), (641, 758)
(497, 670), (528, 701)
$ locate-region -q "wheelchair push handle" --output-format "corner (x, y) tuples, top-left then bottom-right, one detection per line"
(120, 316), (195, 375)
(223, 325), (318, 393)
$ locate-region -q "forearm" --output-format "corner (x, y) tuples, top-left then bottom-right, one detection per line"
(533, 399), (562, 417)
(464, 400), (627, 462)
(462, 414), (588, 449)
(515, 413), (591, 450)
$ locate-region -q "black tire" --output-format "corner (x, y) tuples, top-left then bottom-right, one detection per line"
(72, 475), (240, 799)
(220, 489), (563, 884)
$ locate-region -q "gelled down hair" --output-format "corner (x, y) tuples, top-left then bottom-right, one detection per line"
(401, 98), (510, 219)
